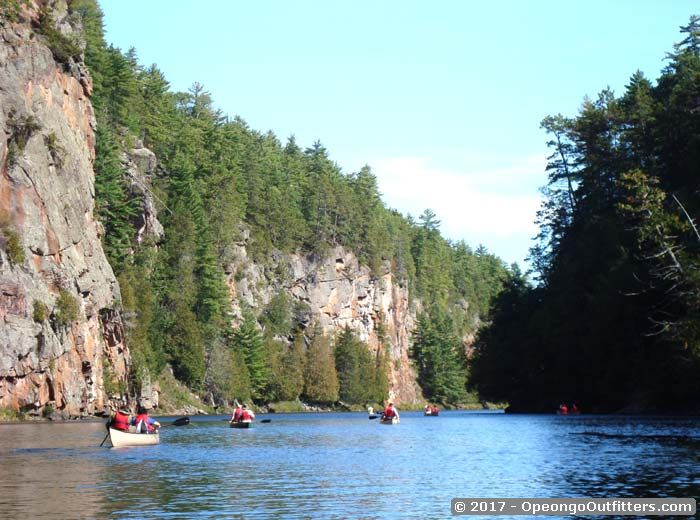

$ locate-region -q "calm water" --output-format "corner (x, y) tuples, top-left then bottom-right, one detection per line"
(1, 411), (699, 519)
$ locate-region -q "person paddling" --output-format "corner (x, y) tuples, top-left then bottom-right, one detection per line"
(133, 407), (159, 433)
(240, 404), (255, 422)
(231, 403), (243, 422)
(382, 402), (399, 421)
(112, 409), (131, 432)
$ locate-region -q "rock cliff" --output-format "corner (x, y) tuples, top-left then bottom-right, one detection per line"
(227, 238), (423, 405)
(0, 1), (128, 417)
(0, 1), (425, 414)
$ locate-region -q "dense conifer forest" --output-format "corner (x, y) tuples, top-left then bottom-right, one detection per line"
(66, 0), (514, 407)
(472, 17), (700, 413)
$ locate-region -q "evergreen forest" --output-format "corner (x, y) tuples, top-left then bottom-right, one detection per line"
(472, 16), (700, 413)
(66, 0), (515, 408)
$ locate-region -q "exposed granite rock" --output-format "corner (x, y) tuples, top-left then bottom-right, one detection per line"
(121, 143), (164, 245)
(227, 242), (422, 405)
(0, 1), (129, 417)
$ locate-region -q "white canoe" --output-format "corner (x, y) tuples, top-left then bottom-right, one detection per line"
(109, 427), (159, 448)
(380, 416), (399, 425)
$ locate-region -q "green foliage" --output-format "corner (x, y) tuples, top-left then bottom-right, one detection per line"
(231, 314), (267, 400)
(72, 0), (512, 406)
(303, 331), (339, 403)
(44, 132), (65, 168)
(54, 290), (79, 327)
(411, 308), (467, 405)
(0, 220), (25, 265)
(473, 16), (700, 412)
(0, 407), (26, 422)
(94, 126), (140, 270)
(268, 400), (306, 412)
(276, 334), (306, 401)
(5, 110), (41, 168)
(102, 358), (125, 396)
(0, 0), (29, 25)
(35, 8), (82, 67)
(205, 341), (252, 404)
(42, 403), (54, 418)
(33, 300), (48, 323)
(261, 291), (292, 337)
(334, 327), (386, 404)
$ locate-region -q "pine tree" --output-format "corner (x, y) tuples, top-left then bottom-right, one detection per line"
(276, 333), (306, 401)
(411, 308), (467, 404)
(303, 331), (339, 403)
(232, 314), (267, 400)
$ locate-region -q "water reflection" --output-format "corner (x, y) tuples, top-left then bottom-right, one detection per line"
(0, 413), (698, 518)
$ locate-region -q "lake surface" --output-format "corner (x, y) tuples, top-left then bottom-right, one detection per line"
(1, 411), (699, 518)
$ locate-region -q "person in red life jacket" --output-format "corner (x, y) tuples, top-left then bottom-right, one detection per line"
(431, 404), (439, 415)
(382, 402), (399, 421)
(231, 404), (243, 422)
(558, 403), (568, 415)
(133, 407), (158, 433)
(112, 409), (131, 432)
(571, 403), (579, 414)
(240, 404), (255, 422)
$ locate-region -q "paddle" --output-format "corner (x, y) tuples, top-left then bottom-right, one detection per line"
(99, 429), (110, 447)
(160, 416), (190, 427)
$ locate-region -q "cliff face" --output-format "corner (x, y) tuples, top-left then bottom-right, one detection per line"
(0, 2), (128, 417)
(227, 237), (423, 405)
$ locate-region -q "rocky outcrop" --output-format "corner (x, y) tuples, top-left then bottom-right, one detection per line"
(0, 1), (129, 416)
(121, 143), (164, 245)
(227, 239), (423, 405)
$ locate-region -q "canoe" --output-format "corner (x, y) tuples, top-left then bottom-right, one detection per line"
(380, 416), (399, 425)
(108, 427), (159, 448)
(230, 420), (252, 428)
(424, 411), (439, 416)
(368, 414), (380, 420)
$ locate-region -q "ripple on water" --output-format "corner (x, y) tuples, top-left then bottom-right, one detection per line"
(1, 412), (699, 518)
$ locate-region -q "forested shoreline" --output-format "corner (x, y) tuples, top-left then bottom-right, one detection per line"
(2, 1), (698, 417)
(472, 17), (700, 413)
(61, 0), (515, 409)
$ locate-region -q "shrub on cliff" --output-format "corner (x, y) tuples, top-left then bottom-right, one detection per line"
(0, 211), (25, 265)
(35, 7), (82, 68)
(54, 290), (80, 327)
(33, 301), (49, 323)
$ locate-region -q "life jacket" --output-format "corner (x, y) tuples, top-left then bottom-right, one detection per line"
(233, 407), (242, 421)
(134, 413), (153, 433)
(113, 411), (130, 432)
(241, 410), (252, 421)
(383, 407), (395, 418)
(432, 406), (439, 414)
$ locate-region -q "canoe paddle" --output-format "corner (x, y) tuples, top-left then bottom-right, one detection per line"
(161, 416), (190, 427)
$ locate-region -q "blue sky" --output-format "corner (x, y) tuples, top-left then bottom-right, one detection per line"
(101, 1), (698, 267)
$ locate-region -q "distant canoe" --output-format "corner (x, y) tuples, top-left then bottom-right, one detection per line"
(230, 420), (252, 428)
(380, 416), (399, 425)
(368, 414), (380, 420)
(108, 427), (159, 448)
(424, 411), (439, 416)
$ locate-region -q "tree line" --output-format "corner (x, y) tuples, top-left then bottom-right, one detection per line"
(472, 16), (700, 413)
(66, 0), (515, 407)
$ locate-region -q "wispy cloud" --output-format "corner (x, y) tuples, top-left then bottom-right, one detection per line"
(370, 154), (546, 266)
